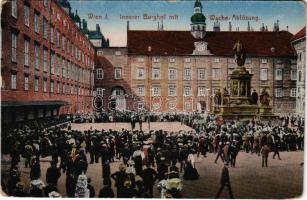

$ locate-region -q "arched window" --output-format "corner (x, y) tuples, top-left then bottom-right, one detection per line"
(298, 70), (302, 82)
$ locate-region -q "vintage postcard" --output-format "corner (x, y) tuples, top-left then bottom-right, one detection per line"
(0, 0), (306, 198)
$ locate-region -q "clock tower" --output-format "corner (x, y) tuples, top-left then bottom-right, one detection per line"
(191, 0), (206, 39)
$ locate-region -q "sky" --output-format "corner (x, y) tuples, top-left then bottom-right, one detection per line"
(69, 0), (306, 46)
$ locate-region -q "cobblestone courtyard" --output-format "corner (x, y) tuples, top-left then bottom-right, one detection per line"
(1, 122), (304, 198)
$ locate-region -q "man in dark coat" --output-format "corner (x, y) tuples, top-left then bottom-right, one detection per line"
(111, 164), (129, 197)
(215, 163), (234, 198)
(46, 161), (61, 186)
(141, 164), (157, 197)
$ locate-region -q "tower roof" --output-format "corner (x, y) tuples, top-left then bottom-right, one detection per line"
(191, 13), (206, 23)
(194, 0), (202, 8)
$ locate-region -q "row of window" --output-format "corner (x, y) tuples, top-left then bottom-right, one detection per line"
(13, 0), (94, 66)
(133, 56), (266, 64)
(9, 73), (89, 95)
(134, 86), (298, 98)
(12, 33), (92, 83)
(96, 67), (298, 81)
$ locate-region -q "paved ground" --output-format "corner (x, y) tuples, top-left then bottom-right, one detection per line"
(1, 122), (304, 198)
(70, 122), (193, 132)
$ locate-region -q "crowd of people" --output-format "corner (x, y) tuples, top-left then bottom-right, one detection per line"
(1, 111), (304, 198)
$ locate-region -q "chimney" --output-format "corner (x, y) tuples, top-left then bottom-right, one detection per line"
(229, 22), (232, 32)
(127, 21), (130, 31)
(158, 22), (160, 30)
(286, 25), (289, 32)
(247, 21), (250, 31)
(265, 26), (268, 31)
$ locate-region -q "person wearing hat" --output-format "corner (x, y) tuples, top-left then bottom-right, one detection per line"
(214, 142), (225, 164)
(260, 144), (270, 167)
(111, 163), (129, 197)
(46, 161), (61, 186)
(140, 164), (158, 197)
(215, 162), (234, 198)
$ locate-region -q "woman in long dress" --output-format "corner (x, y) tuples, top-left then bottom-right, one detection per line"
(183, 153), (199, 180)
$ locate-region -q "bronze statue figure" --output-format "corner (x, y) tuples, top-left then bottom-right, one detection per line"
(260, 88), (270, 106)
(232, 40), (246, 66)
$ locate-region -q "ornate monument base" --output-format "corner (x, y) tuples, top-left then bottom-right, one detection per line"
(212, 40), (275, 121)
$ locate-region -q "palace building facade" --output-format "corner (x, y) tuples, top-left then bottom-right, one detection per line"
(94, 0), (297, 115)
(292, 27), (306, 117)
(1, 0), (96, 124)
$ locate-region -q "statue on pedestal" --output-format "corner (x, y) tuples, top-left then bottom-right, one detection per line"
(233, 40), (246, 67)
(222, 88), (230, 105)
(214, 89), (222, 105)
(260, 88), (270, 106)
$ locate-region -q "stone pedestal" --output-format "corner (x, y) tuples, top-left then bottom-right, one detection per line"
(213, 65), (274, 121)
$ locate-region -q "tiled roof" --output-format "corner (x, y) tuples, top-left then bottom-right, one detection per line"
(291, 27), (306, 42)
(127, 30), (295, 57)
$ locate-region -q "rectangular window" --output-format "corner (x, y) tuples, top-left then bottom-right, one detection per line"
(152, 68), (160, 79)
(115, 68), (122, 79)
(57, 82), (60, 93)
(43, 80), (47, 93)
(184, 102), (192, 111)
(34, 78), (39, 91)
(50, 52), (55, 74)
(137, 68), (145, 79)
(260, 69), (268, 81)
(169, 57), (176, 63)
(43, 18), (48, 39)
(153, 56), (160, 63)
(168, 86), (176, 96)
(96, 88), (103, 96)
(214, 58), (220, 63)
(34, 12), (40, 33)
(197, 68), (205, 80)
(34, 43), (40, 70)
(245, 58), (251, 64)
(50, 81), (54, 93)
(152, 86), (161, 96)
(115, 51), (121, 56)
(184, 57), (191, 63)
(11, 0), (17, 18)
(50, 26), (54, 43)
(261, 58), (268, 64)
(290, 88), (297, 97)
(291, 70), (297, 80)
(11, 32), (17, 62)
(184, 86), (192, 96)
(198, 86), (205, 96)
(275, 69), (283, 81)
(24, 5), (29, 26)
(168, 68), (177, 80)
(43, 48), (48, 72)
(275, 88), (283, 97)
(96, 68), (103, 79)
(138, 56), (144, 63)
(62, 36), (66, 51)
(56, 55), (61, 75)
(24, 39), (29, 66)
(62, 59), (66, 78)
(212, 68), (220, 80)
(138, 86), (145, 96)
(62, 84), (65, 94)
(24, 76), (29, 91)
(184, 68), (191, 80)
(11, 74), (17, 89)
(138, 102), (144, 110)
(56, 30), (60, 47)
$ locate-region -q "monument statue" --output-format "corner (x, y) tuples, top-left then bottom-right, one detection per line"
(232, 40), (246, 66)
(222, 87), (230, 105)
(260, 88), (270, 106)
(251, 89), (258, 104)
(214, 89), (222, 105)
